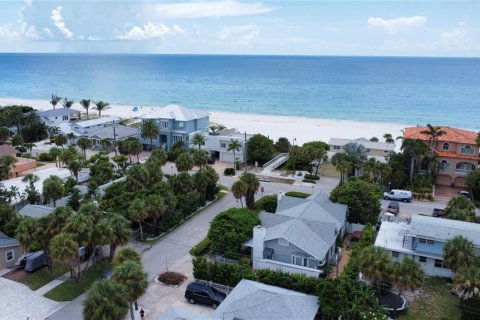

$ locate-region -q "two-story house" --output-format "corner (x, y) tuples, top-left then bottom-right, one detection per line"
(375, 215), (480, 277)
(245, 192), (347, 277)
(320, 137), (396, 177)
(403, 126), (479, 187)
(38, 108), (81, 126)
(139, 104), (209, 150)
(189, 128), (251, 163)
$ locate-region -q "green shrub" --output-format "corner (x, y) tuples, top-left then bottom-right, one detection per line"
(224, 168), (236, 176)
(38, 152), (54, 161)
(302, 178), (316, 184)
(189, 238), (211, 256)
(304, 174), (319, 180)
(285, 191), (310, 199)
(254, 195), (277, 213)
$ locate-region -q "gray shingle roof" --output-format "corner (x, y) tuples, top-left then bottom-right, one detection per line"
(18, 205), (54, 218)
(0, 231), (19, 248)
(39, 108), (81, 118)
(213, 279), (319, 320)
(158, 307), (213, 320)
(409, 215), (480, 246)
(139, 104), (209, 121)
(87, 125), (138, 140)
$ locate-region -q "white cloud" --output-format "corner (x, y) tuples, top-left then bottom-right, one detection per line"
(367, 16), (427, 34)
(218, 25), (261, 47)
(151, 0), (274, 19)
(43, 28), (53, 38)
(436, 26), (472, 50)
(20, 23), (40, 40)
(0, 25), (21, 40)
(117, 23), (176, 40)
(51, 6), (74, 39)
(87, 35), (102, 41)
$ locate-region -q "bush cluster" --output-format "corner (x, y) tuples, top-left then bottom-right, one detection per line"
(224, 168), (236, 176)
(38, 152), (55, 161)
(284, 191), (310, 199)
(190, 238), (211, 256)
(254, 195), (277, 213)
(304, 174), (320, 180)
(157, 271), (187, 286)
(302, 179), (316, 184)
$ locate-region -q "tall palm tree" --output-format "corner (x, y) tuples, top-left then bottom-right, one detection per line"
(50, 232), (79, 279)
(112, 247), (141, 268)
(42, 175), (65, 207)
(50, 94), (61, 109)
(453, 266), (480, 300)
(145, 194), (166, 227)
(231, 180), (246, 207)
(443, 235), (476, 273)
(62, 98), (75, 108)
(383, 133), (394, 143)
(93, 101), (110, 118)
(0, 155), (16, 180)
(106, 213), (132, 260)
(77, 137), (91, 162)
(83, 279), (129, 320)
(332, 152), (350, 185)
(358, 246), (392, 296)
(79, 99), (91, 118)
(239, 173), (259, 210)
(112, 261), (148, 320)
(140, 120), (159, 150)
(175, 152), (194, 172)
(420, 124), (447, 151)
(228, 139), (241, 170)
(401, 138), (429, 182)
(344, 142), (367, 176)
(191, 132), (206, 151)
(128, 198), (149, 241)
(390, 257), (425, 315)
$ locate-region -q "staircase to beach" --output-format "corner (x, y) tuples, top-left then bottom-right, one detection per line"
(261, 153), (289, 173)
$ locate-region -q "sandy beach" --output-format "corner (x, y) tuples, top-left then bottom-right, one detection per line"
(0, 97), (409, 148)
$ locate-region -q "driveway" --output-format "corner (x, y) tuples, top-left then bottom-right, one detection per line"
(0, 277), (64, 320)
(381, 198), (448, 219)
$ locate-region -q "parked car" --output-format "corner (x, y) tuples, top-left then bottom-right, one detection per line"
(383, 190), (412, 203)
(386, 201), (400, 215)
(24, 251), (48, 272)
(458, 191), (470, 198)
(185, 282), (226, 309)
(15, 252), (35, 269)
(207, 156), (215, 164)
(432, 208), (445, 217)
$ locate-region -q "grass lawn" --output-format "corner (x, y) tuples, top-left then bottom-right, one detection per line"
(44, 261), (110, 301)
(399, 277), (461, 320)
(23, 263), (69, 290)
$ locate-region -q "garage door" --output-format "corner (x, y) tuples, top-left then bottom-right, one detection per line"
(454, 177), (466, 187)
(436, 175), (452, 186)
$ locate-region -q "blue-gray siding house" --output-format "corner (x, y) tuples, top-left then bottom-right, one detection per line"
(375, 215), (480, 278)
(138, 104), (209, 150)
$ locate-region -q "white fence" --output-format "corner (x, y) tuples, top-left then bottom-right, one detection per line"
(346, 222), (365, 234)
(194, 279), (234, 294)
(253, 258), (321, 278)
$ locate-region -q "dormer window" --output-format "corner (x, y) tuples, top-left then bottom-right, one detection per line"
(442, 143), (449, 151)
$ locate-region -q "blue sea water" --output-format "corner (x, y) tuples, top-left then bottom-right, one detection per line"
(0, 54), (479, 129)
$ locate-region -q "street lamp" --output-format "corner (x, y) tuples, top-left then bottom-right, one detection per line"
(292, 137), (297, 175)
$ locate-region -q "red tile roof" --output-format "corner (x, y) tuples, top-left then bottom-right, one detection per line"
(404, 126), (478, 144)
(0, 145), (18, 157)
(435, 150), (479, 161)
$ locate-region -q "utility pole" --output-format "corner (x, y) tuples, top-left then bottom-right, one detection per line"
(244, 131), (248, 174)
(113, 120), (117, 156)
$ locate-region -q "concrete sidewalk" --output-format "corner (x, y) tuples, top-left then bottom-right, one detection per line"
(35, 272), (71, 295)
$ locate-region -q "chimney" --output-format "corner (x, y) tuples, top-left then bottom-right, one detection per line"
(252, 225), (266, 260)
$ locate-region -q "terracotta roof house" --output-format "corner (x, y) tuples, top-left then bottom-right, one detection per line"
(403, 126), (479, 187)
(0, 145), (36, 180)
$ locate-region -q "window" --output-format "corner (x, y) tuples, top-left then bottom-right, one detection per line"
(442, 143), (449, 151)
(5, 250), (14, 262)
(161, 121), (169, 129)
(333, 146), (341, 150)
(391, 251), (399, 258)
(62, 115), (69, 121)
(292, 255), (308, 267)
(419, 256), (427, 263)
(173, 135), (183, 142)
(460, 145), (474, 154)
(220, 143), (226, 148)
(419, 238), (434, 245)
(178, 122), (184, 128)
(434, 259), (445, 268)
(366, 148), (371, 153)
(440, 160), (450, 171)
(278, 239), (289, 246)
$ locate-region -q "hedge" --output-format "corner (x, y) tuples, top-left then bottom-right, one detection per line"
(189, 238), (211, 256)
(254, 195), (277, 213)
(304, 174), (320, 180)
(224, 168), (235, 176)
(285, 191), (310, 199)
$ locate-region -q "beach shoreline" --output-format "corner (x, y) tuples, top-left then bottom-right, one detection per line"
(0, 97), (409, 148)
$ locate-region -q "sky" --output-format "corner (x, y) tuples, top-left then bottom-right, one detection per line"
(0, 0), (479, 56)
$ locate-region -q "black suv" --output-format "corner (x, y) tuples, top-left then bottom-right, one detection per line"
(185, 282), (226, 309)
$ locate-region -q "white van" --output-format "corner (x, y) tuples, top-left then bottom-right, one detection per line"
(383, 189), (412, 203)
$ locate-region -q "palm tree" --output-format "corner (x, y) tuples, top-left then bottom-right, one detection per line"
(383, 133), (394, 143)
(420, 124), (447, 151)
(344, 142), (367, 176)
(192, 150), (208, 168)
(140, 120), (159, 149)
(54, 134), (68, 149)
(94, 101), (110, 118)
(21, 174), (41, 204)
(66, 132), (76, 145)
(77, 137), (91, 162)
(0, 126), (10, 144)
(358, 246), (392, 296)
(50, 94), (61, 109)
(106, 214), (132, 260)
(390, 256), (425, 316)
(50, 232), (79, 279)
(42, 175), (65, 207)
(401, 138), (429, 182)
(112, 247), (141, 268)
(23, 142), (36, 153)
(79, 99), (91, 118)
(454, 266), (480, 300)
(171, 172), (194, 194)
(128, 199), (149, 241)
(231, 180), (246, 207)
(83, 279), (129, 320)
(145, 194), (166, 227)
(67, 160), (82, 182)
(443, 236), (476, 272)
(126, 165), (147, 192)
(191, 132), (206, 151)
(0, 155), (16, 180)
(476, 132), (480, 147)
(8, 185), (20, 202)
(331, 152), (350, 185)
(62, 98), (75, 108)
(49, 147), (62, 167)
(175, 152), (193, 172)
(209, 124), (225, 135)
(228, 139), (241, 170)
(239, 173), (259, 210)
(112, 260), (148, 320)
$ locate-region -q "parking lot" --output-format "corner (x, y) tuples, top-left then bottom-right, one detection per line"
(380, 198), (449, 220)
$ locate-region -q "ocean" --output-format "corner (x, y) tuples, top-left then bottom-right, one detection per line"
(0, 54), (479, 130)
